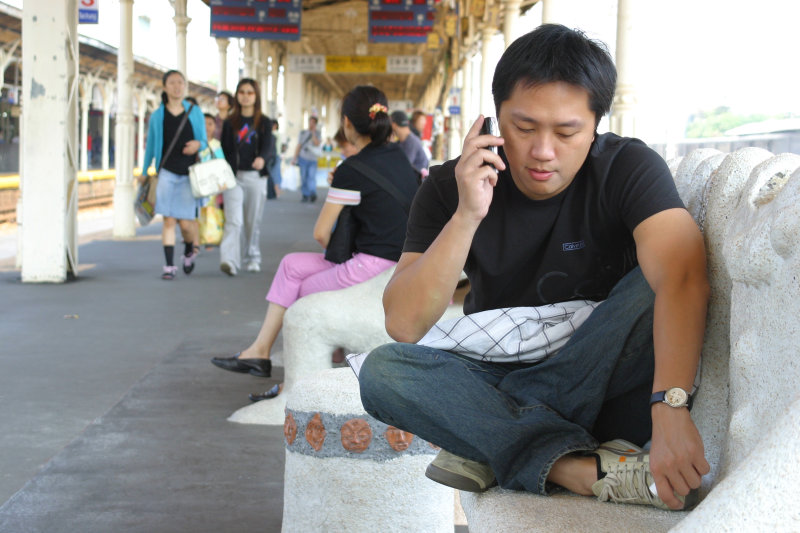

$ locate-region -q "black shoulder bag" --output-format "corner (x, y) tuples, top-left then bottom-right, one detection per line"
(324, 158), (412, 264)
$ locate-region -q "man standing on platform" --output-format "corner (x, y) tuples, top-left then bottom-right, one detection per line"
(292, 116), (322, 202)
(391, 110), (430, 177)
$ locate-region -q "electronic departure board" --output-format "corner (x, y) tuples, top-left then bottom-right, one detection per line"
(368, 0), (438, 44)
(210, 0), (301, 41)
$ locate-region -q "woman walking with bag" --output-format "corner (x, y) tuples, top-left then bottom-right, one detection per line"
(211, 85), (419, 401)
(219, 78), (274, 276)
(141, 70), (208, 280)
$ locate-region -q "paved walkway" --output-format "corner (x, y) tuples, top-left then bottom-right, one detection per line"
(0, 190), (322, 532)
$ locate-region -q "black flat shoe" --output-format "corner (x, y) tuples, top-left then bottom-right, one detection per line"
(249, 383), (282, 402)
(211, 354), (272, 377)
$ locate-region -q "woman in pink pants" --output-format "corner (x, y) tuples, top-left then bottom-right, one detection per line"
(211, 85), (420, 400)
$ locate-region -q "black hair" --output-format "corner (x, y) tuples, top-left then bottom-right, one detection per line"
(340, 85), (392, 147)
(160, 69), (185, 105)
(184, 96), (198, 107)
(216, 91), (234, 109)
(203, 112), (215, 121)
(492, 24), (616, 127)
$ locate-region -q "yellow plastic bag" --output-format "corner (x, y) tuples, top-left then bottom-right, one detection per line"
(198, 203), (224, 245)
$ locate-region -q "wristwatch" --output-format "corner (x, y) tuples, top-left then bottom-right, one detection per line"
(650, 387), (693, 409)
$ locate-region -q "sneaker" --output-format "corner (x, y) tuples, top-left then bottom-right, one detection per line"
(220, 262), (237, 277)
(161, 265), (178, 280)
(246, 262), (260, 273)
(309, 193), (317, 203)
(182, 251), (197, 275)
(591, 439), (694, 510)
(425, 449), (497, 493)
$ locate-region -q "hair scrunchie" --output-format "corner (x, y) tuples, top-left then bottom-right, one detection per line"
(368, 103), (388, 120)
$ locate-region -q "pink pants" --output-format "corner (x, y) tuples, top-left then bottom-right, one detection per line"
(266, 252), (396, 308)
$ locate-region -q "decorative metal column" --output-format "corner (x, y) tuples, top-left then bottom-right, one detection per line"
(609, 0), (638, 137)
(541, 0), (561, 24)
(502, 0), (522, 48)
(20, 0), (79, 282)
(100, 79), (115, 171)
(113, 0), (136, 238)
(172, 0), (190, 75)
(216, 37), (229, 91)
(480, 25), (496, 116)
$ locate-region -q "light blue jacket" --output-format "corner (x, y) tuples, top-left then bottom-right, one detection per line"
(142, 100), (208, 174)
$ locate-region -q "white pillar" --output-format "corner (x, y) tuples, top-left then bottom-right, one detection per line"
(20, 0), (79, 282)
(216, 38), (229, 91)
(242, 39), (254, 78)
(101, 80), (115, 171)
(270, 54), (281, 117)
(502, 0), (522, 48)
(258, 42), (269, 111)
(135, 90), (148, 169)
(113, 0), (136, 238)
(461, 53), (473, 132)
(172, 0), (190, 76)
(610, 0), (638, 137)
(448, 70), (463, 160)
(480, 26), (496, 116)
(284, 69), (303, 163)
(541, 0), (561, 24)
(79, 76), (92, 172)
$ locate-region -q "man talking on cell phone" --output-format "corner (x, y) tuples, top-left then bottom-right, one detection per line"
(358, 24), (710, 511)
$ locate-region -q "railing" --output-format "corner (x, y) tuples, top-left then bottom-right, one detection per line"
(0, 168), (155, 224)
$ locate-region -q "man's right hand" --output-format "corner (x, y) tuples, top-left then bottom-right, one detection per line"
(453, 116), (506, 224)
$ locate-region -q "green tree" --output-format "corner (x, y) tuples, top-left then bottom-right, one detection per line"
(685, 107), (769, 138)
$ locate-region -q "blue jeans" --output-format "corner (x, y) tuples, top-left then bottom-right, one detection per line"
(297, 156), (317, 198)
(360, 267), (656, 495)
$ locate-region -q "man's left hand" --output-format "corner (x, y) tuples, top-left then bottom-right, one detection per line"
(649, 404), (710, 509)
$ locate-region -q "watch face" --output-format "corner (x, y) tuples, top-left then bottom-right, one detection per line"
(665, 388), (688, 407)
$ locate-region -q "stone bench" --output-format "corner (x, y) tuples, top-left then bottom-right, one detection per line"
(229, 266), (465, 425)
(459, 148), (800, 532)
(281, 368), (455, 532)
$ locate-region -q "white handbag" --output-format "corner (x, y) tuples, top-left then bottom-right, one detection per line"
(188, 157), (237, 198)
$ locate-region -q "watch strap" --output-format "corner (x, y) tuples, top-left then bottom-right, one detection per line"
(650, 389), (694, 409)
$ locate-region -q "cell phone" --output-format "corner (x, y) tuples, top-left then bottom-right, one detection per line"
(479, 116), (500, 156)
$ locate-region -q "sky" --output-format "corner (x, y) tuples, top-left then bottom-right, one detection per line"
(6, 0), (799, 143)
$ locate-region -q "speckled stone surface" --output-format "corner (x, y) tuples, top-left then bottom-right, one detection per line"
(281, 369), (453, 533)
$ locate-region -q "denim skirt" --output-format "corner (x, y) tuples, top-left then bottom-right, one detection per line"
(154, 168), (202, 220)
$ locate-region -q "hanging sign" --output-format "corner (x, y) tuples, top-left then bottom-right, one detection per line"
(79, 0), (99, 24)
(288, 55), (423, 74)
(210, 0), (301, 41)
(368, 0), (437, 44)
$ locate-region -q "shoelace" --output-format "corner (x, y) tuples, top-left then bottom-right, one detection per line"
(597, 464), (659, 506)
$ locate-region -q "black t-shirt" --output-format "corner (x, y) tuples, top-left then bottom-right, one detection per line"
(161, 109), (197, 175)
(221, 116), (273, 172)
(404, 133), (685, 314)
(329, 143), (419, 261)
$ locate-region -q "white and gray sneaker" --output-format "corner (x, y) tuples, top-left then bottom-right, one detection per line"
(425, 449), (497, 493)
(591, 439), (696, 511)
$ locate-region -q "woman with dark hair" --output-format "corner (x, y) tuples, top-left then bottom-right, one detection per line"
(211, 85), (419, 400)
(141, 69), (207, 280)
(214, 90), (234, 140)
(218, 78), (274, 276)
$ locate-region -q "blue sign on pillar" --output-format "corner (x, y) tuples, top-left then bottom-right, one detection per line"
(368, 0), (437, 44)
(210, 0), (301, 41)
(79, 0), (99, 24)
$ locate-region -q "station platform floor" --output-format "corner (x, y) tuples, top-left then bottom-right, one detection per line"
(0, 188), (349, 532)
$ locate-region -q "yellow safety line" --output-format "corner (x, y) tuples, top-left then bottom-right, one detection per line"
(0, 168), (157, 190)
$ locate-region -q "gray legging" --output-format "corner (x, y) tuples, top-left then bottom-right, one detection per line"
(220, 170), (267, 270)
